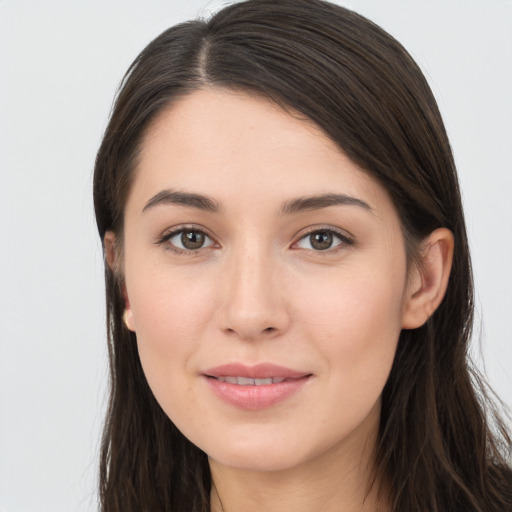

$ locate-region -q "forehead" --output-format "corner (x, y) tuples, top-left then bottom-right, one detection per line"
(128, 88), (392, 218)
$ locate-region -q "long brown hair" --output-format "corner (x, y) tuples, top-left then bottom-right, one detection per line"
(93, 1), (512, 510)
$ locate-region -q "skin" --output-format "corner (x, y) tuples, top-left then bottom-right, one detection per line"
(106, 88), (453, 512)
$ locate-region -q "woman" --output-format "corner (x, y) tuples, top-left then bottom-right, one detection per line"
(93, 0), (512, 510)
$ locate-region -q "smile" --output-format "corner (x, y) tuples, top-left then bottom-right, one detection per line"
(203, 363), (312, 409)
(211, 376), (287, 385)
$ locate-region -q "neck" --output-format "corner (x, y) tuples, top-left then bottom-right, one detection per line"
(209, 405), (389, 512)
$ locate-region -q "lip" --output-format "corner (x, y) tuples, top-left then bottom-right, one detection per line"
(204, 363), (310, 380)
(202, 363), (312, 410)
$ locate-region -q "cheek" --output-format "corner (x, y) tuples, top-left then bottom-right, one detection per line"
(125, 262), (216, 396)
(128, 251), (215, 332)
(298, 263), (406, 385)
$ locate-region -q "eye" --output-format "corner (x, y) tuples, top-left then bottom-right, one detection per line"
(158, 228), (216, 253)
(294, 229), (352, 251)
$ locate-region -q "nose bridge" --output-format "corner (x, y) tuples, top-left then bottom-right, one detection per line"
(219, 236), (288, 340)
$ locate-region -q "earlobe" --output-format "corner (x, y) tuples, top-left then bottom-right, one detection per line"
(402, 228), (454, 329)
(123, 308), (136, 332)
(122, 286), (136, 331)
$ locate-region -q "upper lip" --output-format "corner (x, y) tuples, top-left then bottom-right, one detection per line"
(203, 363), (311, 379)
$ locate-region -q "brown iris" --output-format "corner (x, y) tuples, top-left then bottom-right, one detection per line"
(310, 231), (334, 250)
(181, 231), (205, 250)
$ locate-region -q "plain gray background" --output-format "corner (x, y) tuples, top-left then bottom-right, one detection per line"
(1, 1), (511, 510)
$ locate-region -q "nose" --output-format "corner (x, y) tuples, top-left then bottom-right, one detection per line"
(217, 244), (291, 341)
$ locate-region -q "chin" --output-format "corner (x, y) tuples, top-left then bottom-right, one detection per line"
(202, 432), (308, 473)
(208, 450), (304, 473)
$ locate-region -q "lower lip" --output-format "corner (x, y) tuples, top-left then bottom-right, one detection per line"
(204, 376), (311, 410)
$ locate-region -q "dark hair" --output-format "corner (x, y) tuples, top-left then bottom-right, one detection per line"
(93, 0), (512, 510)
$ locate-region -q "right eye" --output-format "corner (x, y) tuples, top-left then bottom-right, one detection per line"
(159, 228), (216, 254)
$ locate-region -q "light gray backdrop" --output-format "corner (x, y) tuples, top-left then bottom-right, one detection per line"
(1, 1), (511, 511)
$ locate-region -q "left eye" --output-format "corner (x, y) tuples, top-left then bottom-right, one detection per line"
(295, 230), (348, 251)
(167, 229), (215, 251)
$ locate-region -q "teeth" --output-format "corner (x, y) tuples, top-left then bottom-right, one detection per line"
(237, 377), (255, 385)
(254, 378), (273, 385)
(215, 376), (285, 385)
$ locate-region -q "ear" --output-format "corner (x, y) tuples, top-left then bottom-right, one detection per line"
(123, 307), (136, 332)
(104, 231), (119, 272)
(104, 231), (136, 332)
(402, 228), (454, 329)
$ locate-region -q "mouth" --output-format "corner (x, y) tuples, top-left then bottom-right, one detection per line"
(207, 376), (302, 385)
(204, 362), (310, 379)
(203, 363), (312, 410)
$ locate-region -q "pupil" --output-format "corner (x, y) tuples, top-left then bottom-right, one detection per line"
(311, 231), (333, 250)
(181, 231), (205, 250)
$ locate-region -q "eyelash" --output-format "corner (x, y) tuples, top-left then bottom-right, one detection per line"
(155, 226), (354, 255)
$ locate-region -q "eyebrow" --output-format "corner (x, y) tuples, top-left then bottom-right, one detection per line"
(142, 190), (222, 213)
(280, 193), (373, 215)
(142, 189), (373, 215)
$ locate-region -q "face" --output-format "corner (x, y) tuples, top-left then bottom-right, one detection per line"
(118, 88), (416, 474)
